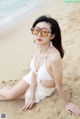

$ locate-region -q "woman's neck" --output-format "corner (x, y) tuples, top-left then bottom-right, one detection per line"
(37, 44), (51, 55)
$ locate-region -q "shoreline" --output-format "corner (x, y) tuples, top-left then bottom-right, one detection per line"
(0, 0), (47, 33)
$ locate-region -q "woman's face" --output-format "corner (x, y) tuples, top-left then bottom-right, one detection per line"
(32, 22), (53, 45)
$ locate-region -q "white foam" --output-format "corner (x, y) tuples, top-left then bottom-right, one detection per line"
(0, 0), (46, 29)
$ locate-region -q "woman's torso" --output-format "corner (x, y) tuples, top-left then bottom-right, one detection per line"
(30, 46), (55, 88)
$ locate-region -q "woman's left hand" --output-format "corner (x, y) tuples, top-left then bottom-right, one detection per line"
(22, 98), (35, 111)
(65, 102), (80, 115)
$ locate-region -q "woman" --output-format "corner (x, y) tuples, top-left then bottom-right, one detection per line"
(0, 15), (80, 115)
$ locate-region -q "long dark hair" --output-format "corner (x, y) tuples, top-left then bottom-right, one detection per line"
(32, 15), (64, 58)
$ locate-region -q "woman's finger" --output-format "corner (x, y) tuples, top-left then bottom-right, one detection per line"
(29, 102), (34, 109)
(22, 105), (27, 111)
(22, 103), (29, 111)
(66, 108), (72, 115)
(72, 107), (80, 115)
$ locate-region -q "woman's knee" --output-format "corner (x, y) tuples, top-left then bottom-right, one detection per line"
(5, 91), (16, 100)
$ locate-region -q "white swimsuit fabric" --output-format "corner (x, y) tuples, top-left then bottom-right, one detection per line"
(25, 79), (56, 103)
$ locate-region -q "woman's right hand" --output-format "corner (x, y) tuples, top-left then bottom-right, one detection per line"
(22, 98), (35, 111)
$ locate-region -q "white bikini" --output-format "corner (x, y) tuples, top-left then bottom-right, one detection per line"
(30, 46), (53, 81)
(23, 46), (56, 103)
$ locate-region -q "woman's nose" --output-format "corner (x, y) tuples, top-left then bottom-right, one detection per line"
(37, 30), (42, 37)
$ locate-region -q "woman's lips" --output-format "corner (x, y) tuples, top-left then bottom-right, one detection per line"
(37, 38), (42, 41)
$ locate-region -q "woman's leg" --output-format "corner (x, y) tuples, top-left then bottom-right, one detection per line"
(0, 92), (25, 100)
(0, 95), (8, 100)
(17, 93), (25, 99)
(0, 80), (29, 100)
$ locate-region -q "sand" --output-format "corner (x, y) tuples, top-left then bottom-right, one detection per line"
(0, 0), (80, 119)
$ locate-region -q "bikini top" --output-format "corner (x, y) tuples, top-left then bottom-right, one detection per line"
(30, 46), (53, 81)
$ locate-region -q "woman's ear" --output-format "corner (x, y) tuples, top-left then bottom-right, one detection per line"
(50, 34), (55, 40)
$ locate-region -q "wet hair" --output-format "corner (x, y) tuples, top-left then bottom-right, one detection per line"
(32, 15), (64, 58)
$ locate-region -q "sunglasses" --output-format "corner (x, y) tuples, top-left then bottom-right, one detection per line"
(31, 27), (51, 37)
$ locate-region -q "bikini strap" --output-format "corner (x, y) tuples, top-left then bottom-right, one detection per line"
(35, 42), (52, 64)
(43, 46), (52, 64)
(34, 49), (40, 59)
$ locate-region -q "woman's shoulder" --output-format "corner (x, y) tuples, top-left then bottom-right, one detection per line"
(49, 46), (61, 63)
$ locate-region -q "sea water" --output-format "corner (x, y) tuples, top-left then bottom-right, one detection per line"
(0, 0), (45, 27)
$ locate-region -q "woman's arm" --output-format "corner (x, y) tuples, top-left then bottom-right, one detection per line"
(22, 71), (37, 111)
(51, 57), (69, 105)
(31, 71), (37, 100)
(51, 57), (80, 115)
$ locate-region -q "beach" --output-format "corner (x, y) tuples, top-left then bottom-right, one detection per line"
(0, 0), (80, 119)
